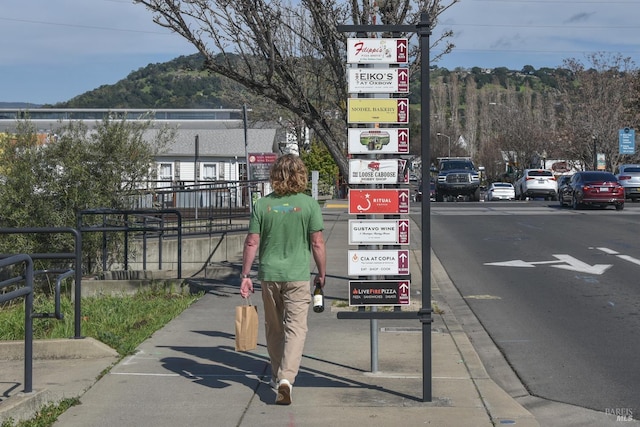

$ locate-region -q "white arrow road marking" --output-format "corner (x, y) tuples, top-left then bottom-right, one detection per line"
(485, 254), (612, 275)
(549, 254), (612, 274)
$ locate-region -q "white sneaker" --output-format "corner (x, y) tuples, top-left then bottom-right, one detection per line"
(268, 377), (278, 389)
(276, 379), (292, 405)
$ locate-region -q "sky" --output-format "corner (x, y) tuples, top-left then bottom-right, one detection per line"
(1, 0), (639, 105)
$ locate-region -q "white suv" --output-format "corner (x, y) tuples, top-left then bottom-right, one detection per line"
(515, 169), (558, 201)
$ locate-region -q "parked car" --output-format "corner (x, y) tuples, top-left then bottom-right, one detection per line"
(485, 182), (515, 201)
(514, 169), (558, 200)
(557, 175), (573, 207)
(415, 180), (436, 202)
(615, 164), (640, 202)
(559, 171), (624, 210)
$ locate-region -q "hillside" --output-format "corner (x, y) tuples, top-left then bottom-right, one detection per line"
(50, 53), (564, 110)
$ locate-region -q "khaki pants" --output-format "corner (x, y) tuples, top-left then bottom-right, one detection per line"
(261, 281), (311, 384)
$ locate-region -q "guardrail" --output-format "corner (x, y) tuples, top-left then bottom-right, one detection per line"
(0, 254), (35, 393)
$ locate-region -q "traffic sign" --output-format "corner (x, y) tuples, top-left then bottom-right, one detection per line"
(348, 249), (410, 275)
(619, 127), (635, 155)
(348, 128), (409, 154)
(346, 38), (408, 64)
(348, 68), (409, 93)
(347, 98), (409, 124)
(349, 219), (410, 245)
(348, 189), (410, 214)
(349, 280), (411, 306)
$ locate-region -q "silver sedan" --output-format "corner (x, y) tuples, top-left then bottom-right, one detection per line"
(615, 164), (640, 202)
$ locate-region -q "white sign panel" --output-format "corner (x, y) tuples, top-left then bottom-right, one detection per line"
(348, 128), (409, 154)
(348, 68), (409, 93)
(348, 250), (410, 276)
(349, 219), (410, 245)
(347, 38), (409, 64)
(349, 159), (403, 184)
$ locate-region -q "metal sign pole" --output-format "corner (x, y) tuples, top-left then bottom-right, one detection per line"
(337, 13), (433, 402)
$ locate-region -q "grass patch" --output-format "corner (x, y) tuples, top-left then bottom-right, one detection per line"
(0, 283), (202, 356)
(0, 283), (202, 427)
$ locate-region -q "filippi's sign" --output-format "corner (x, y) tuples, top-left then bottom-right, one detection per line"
(347, 38), (408, 64)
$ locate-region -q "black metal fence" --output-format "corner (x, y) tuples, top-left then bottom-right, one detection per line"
(0, 254), (35, 393)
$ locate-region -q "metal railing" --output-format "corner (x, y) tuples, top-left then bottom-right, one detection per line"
(0, 254), (35, 393)
(0, 227), (83, 338)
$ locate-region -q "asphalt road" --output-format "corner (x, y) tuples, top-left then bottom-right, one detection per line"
(425, 199), (640, 418)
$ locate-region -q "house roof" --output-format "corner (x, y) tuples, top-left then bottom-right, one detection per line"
(149, 123), (278, 157)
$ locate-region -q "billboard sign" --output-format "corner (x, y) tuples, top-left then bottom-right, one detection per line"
(348, 68), (409, 93)
(619, 127), (636, 155)
(348, 128), (409, 154)
(349, 280), (411, 306)
(348, 249), (410, 276)
(348, 219), (410, 245)
(248, 152), (277, 180)
(348, 189), (410, 214)
(347, 98), (409, 124)
(346, 38), (409, 64)
(348, 159), (405, 184)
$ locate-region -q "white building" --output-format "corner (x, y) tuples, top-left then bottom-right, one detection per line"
(0, 108), (282, 186)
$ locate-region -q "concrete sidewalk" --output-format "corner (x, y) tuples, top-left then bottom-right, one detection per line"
(0, 202), (540, 427)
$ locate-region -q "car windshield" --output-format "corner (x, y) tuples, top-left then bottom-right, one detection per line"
(581, 172), (616, 182)
(527, 170), (553, 177)
(441, 161), (473, 171)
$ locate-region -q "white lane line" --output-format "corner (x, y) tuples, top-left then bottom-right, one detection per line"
(616, 255), (640, 266)
(597, 247), (619, 254)
(597, 247), (640, 266)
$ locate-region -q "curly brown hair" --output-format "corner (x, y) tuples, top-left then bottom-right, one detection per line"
(270, 154), (308, 195)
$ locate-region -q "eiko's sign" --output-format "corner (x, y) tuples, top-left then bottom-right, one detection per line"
(349, 219), (410, 245)
(348, 189), (410, 214)
(349, 280), (410, 306)
(348, 68), (409, 93)
(348, 250), (410, 276)
(349, 159), (405, 184)
(347, 98), (409, 124)
(347, 38), (408, 64)
(348, 128), (409, 154)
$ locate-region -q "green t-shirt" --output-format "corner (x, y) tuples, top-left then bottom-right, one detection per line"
(249, 192), (324, 281)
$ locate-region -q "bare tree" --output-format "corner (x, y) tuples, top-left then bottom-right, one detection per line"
(556, 53), (638, 171)
(134, 0), (459, 178)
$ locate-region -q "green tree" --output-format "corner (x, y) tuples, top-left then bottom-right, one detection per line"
(300, 140), (339, 197)
(0, 116), (175, 273)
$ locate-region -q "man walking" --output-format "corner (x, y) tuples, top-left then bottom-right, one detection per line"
(240, 154), (326, 405)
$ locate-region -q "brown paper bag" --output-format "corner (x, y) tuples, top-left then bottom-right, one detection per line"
(235, 299), (258, 352)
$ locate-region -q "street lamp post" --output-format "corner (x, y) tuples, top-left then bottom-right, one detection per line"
(436, 133), (451, 158)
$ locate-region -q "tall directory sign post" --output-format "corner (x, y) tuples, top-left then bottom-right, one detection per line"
(337, 14), (433, 403)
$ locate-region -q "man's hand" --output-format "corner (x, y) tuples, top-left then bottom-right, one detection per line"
(240, 277), (254, 298)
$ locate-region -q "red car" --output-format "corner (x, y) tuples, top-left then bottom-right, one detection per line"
(559, 171), (625, 210)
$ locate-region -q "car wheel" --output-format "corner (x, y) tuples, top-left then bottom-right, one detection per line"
(473, 188), (481, 202)
(572, 194), (581, 210)
(435, 193), (444, 202)
(551, 194), (558, 201)
(615, 203), (624, 211)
